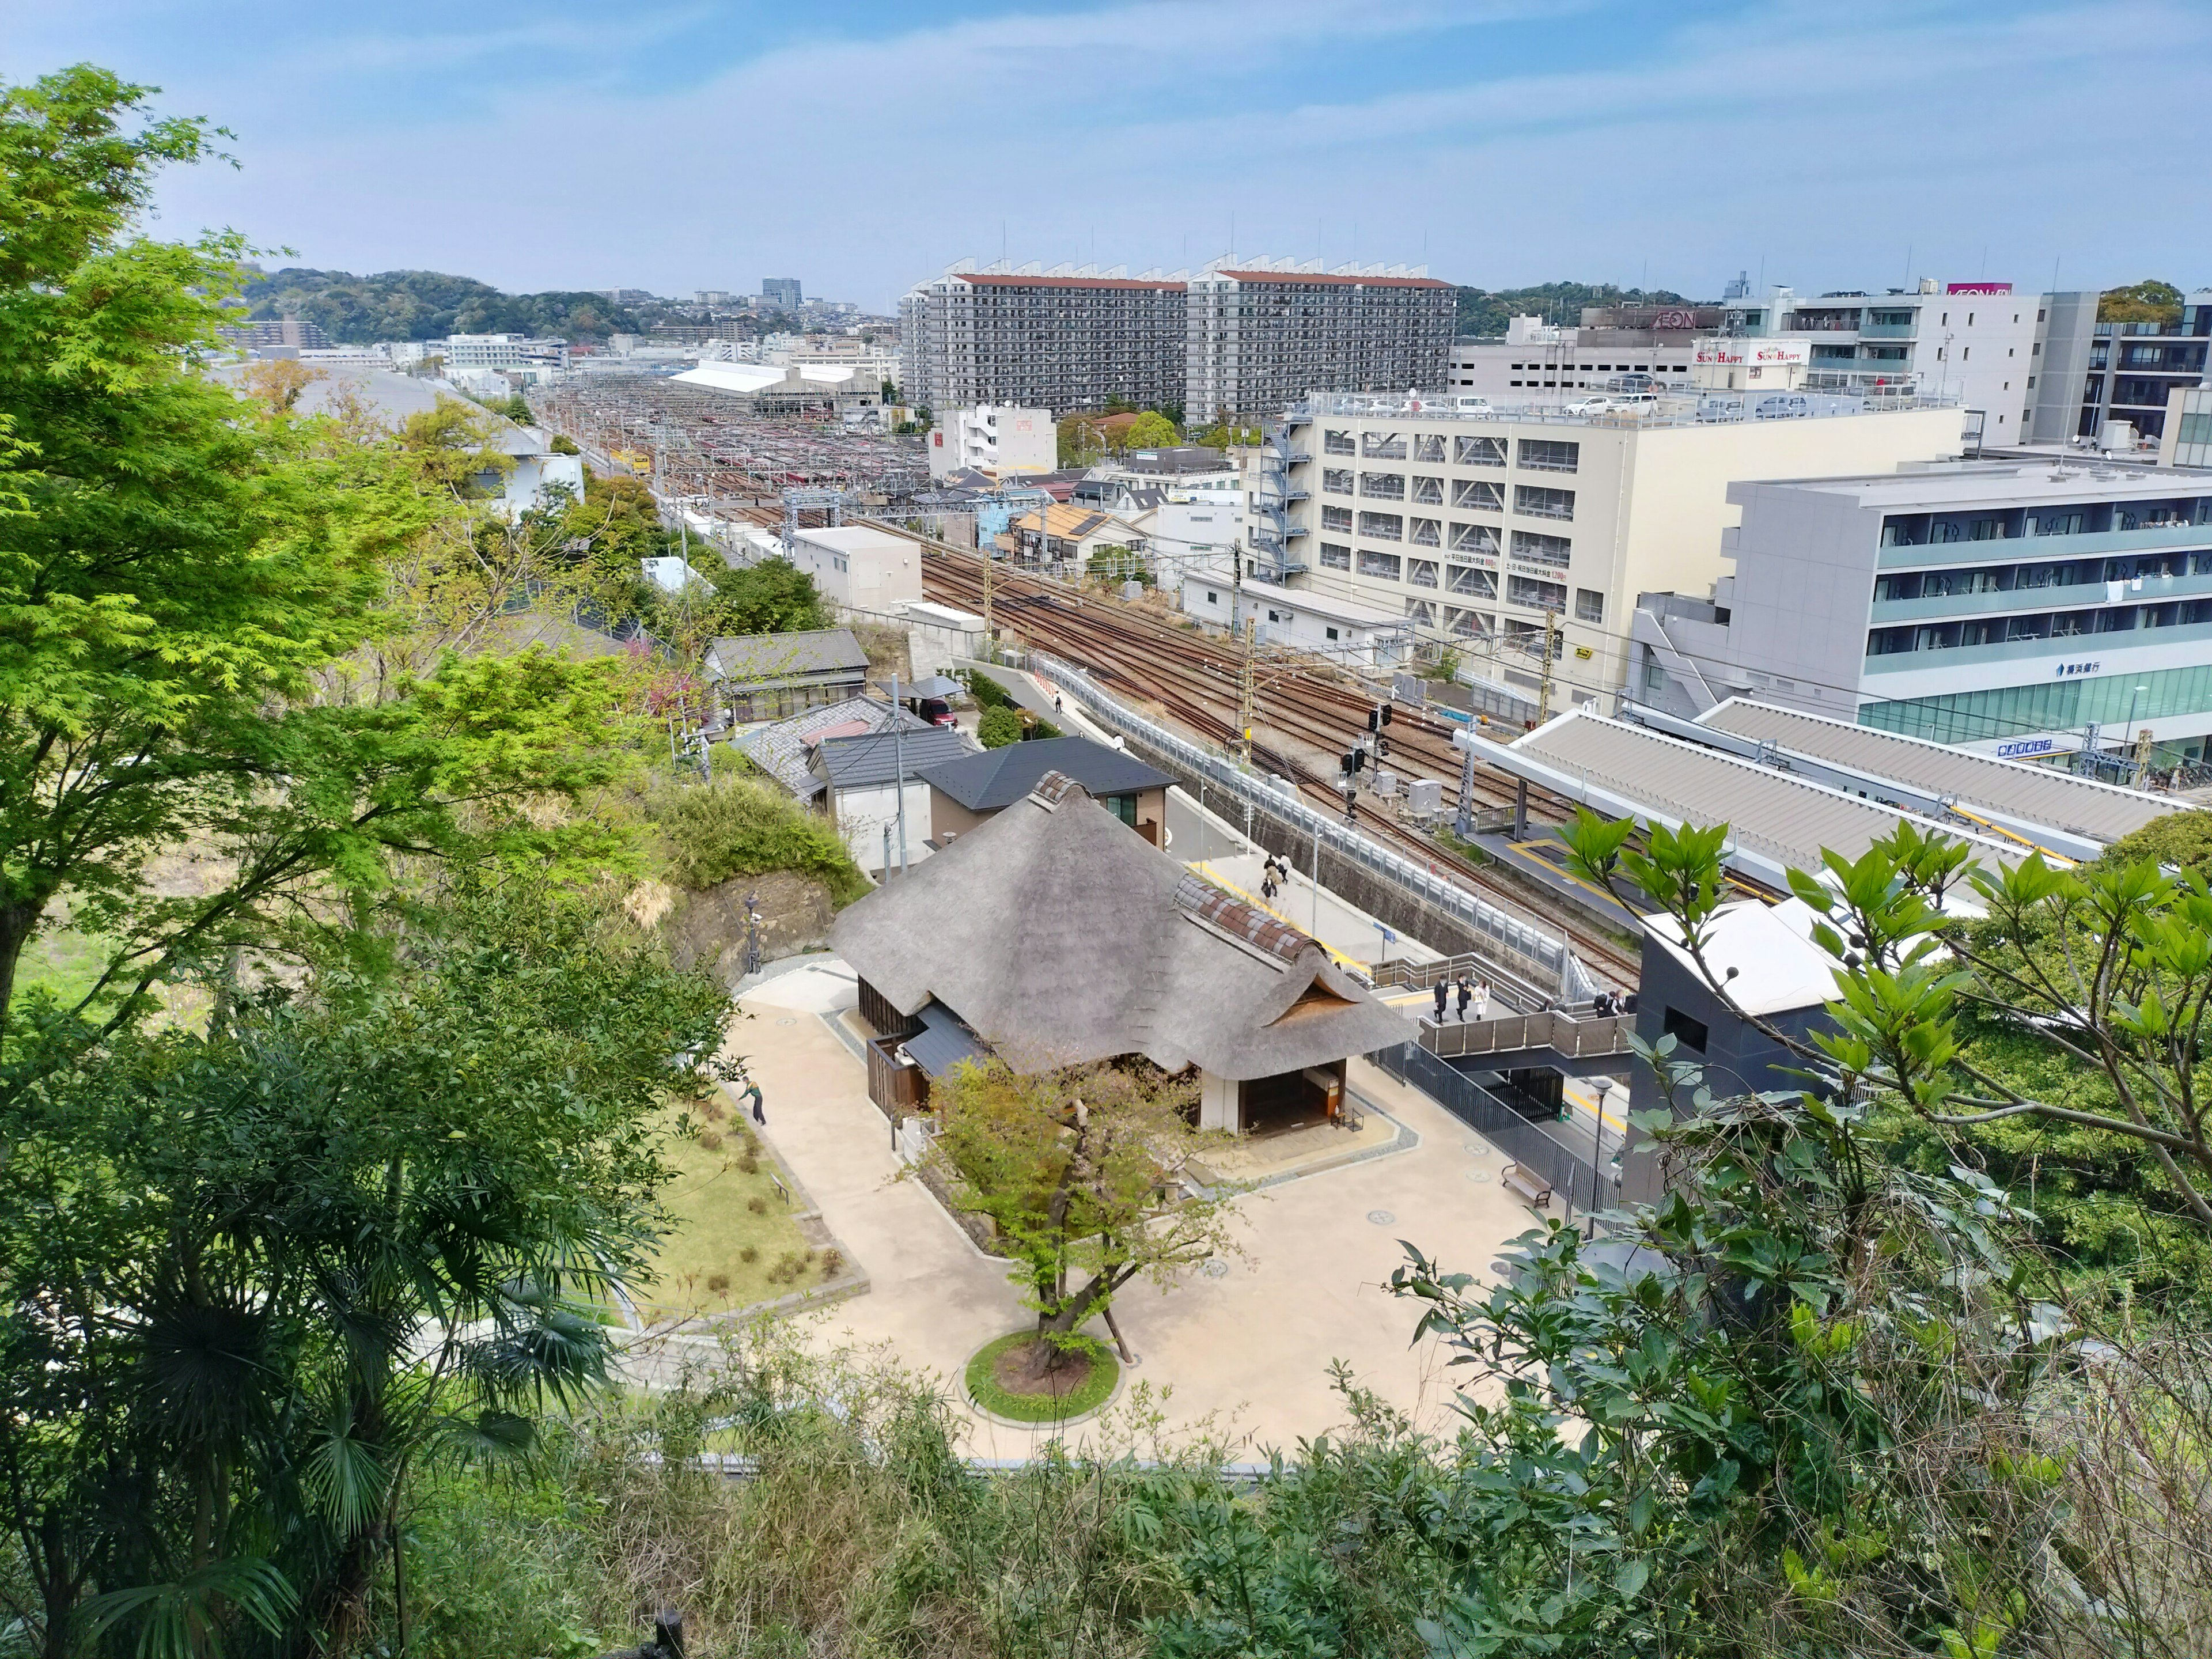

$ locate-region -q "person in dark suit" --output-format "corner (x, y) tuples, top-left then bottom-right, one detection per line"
(1433, 980), (1449, 1022)
(1457, 978), (1473, 1021)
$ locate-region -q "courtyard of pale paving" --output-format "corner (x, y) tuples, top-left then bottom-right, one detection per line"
(652, 956), (1547, 1461)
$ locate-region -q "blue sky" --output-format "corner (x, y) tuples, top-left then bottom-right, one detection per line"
(5, 0), (2206, 308)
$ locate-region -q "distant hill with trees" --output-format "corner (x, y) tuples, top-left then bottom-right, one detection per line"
(1455, 281), (1695, 336)
(237, 266), (643, 342)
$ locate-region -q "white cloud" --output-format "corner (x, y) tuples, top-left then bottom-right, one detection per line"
(90, 0), (2212, 304)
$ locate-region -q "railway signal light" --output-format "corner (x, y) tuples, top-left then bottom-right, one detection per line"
(1366, 707), (1380, 733)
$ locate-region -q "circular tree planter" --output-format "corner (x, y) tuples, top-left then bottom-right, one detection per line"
(964, 1331), (1120, 1425)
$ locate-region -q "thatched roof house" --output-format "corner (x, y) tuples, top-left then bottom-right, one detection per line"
(832, 769), (1412, 1133)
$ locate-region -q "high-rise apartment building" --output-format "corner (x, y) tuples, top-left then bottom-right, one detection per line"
(762, 277), (804, 310)
(902, 257), (1459, 421)
(899, 268), (1189, 415)
(1184, 262), (1456, 423)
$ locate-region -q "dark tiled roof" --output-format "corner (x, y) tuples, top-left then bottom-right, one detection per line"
(919, 737), (1175, 812)
(706, 628), (869, 685)
(737, 695), (925, 799)
(902, 1001), (988, 1078)
(814, 725), (974, 789)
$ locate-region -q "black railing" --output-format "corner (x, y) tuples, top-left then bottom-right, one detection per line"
(1369, 1041), (1620, 1213)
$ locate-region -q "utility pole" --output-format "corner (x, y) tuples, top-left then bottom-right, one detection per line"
(890, 672), (910, 876)
(1535, 607), (1562, 725)
(1238, 616), (1257, 767)
(980, 537), (997, 665)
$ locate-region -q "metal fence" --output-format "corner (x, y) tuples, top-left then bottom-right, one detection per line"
(1020, 649), (1599, 1001)
(1368, 1041), (1621, 1214)
(1419, 1010), (1635, 1064)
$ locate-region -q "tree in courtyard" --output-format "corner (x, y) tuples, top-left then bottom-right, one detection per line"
(927, 1059), (1243, 1369)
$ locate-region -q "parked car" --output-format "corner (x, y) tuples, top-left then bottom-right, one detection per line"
(1563, 396), (1613, 414)
(916, 697), (957, 727)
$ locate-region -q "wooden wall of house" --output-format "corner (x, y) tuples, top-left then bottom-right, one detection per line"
(856, 975), (914, 1039)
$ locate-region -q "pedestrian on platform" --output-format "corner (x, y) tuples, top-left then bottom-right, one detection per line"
(1472, 980), (1490, 1022)
(1456, 978), (1472, 1022)
(1434, 980), (1448, 1022)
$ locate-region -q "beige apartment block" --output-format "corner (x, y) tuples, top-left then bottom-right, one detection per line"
(1281, 396), (1968, 703)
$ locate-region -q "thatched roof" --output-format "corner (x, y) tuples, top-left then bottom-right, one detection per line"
(831, 771), (1413, 1080)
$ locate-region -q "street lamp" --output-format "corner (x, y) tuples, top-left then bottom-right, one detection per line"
(1586, 1079), (1615, 1239)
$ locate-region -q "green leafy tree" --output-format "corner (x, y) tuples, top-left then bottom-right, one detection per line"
(1558, 810), (2212, 1236)
(1120, 411), (1179, 451)
(1058, 415), (1108, 468)
(697, 556), (828, 637)
(0, 879), (732, 1657)
(0, 70), (654, 1054)
(1085, 544), (1150, 586)
(976, 706), (1024, 749)
(927, 1060), (1241, 1365)
(2099, 280), (2185, 325)
(1455, 281), (1690, 336)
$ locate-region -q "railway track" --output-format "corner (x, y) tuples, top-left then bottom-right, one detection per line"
(894, 537), (1642, 987)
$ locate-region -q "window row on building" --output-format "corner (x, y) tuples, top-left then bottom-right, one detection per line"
(1872, 547), (2212, 603)
(1315, 432), (1576, 472)
(1880, 496), (2211, 546)
(1867, 597), (2212, 657)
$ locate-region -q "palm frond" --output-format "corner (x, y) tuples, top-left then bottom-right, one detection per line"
(85, 1555), (297, 1659)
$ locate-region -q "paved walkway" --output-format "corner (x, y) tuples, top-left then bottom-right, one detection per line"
(725, 960), (1536, 1457)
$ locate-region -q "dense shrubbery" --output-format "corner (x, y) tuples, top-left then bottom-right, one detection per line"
(976, 706), (1024, 748)
(649, 777), (868, 903)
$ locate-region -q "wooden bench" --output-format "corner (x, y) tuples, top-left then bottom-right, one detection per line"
(1500, 1163), (1553, 1210)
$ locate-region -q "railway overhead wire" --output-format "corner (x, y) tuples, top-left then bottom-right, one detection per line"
(897, 536), (1642, 987)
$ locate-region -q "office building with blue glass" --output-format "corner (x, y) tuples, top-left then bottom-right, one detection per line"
(1633, 460), (2212, 769)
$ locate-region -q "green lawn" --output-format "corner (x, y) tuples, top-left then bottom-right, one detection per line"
(623, 1106), (832, 1321)
(13, 926), (114, 1012)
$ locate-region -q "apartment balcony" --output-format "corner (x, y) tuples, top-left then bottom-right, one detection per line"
(1861, 321), (1916, 339)
(1875, 520), (2212, 571)
(1869, 565), (2212, 626)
